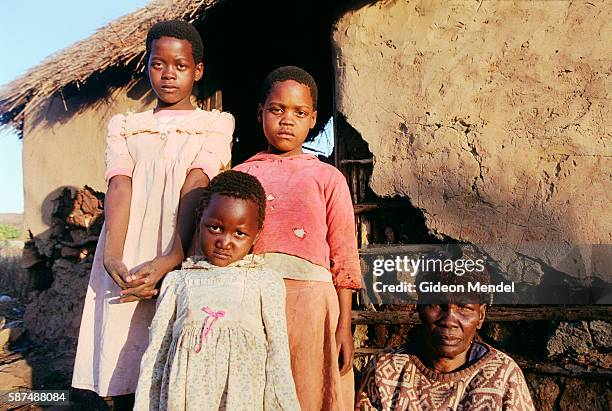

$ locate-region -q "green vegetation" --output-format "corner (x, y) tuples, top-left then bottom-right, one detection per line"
(0, 224), (22, 241)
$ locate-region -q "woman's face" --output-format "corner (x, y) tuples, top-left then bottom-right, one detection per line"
(418, 304), (486, 362)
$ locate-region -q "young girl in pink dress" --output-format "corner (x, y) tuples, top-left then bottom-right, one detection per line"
(72, 20), (233, 407)
(234, 66), (362, 410)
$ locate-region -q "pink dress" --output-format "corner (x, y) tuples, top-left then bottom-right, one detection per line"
(72, 108), (233, 397)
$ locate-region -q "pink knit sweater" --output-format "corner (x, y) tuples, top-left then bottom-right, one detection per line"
(234, 152), (361, 289)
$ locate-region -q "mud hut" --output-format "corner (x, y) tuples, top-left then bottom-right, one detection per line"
(0, 0), (610, 408)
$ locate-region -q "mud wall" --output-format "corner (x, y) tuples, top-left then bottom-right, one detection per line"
(22, 78), (155, 240)
(333, 0), (611, 247)
(335, 2), (611, 408)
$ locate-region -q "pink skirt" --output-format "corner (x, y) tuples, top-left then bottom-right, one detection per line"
(284, 279), (354, 411)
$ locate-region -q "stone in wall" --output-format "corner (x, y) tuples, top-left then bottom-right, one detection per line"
(589, 320), (612, 350)
(22, 186), (103, 344)
(545, 320), (611, 369)
(526, 375), (560, 411)
(333, 0), (611, 286)
(546, 321), (593, 359)
(558, 378), (612, 411)
(24, 258), (91, 343)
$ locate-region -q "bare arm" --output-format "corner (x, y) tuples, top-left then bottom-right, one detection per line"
(120, 169), (210, 302)
(325, 171), (360, 375)
(171, 168), (210, 259)
(103, 175), (132, 289)
(336, 287), (355, 375)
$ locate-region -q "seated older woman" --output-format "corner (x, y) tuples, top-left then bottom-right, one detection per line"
(355, 265), (535, 410)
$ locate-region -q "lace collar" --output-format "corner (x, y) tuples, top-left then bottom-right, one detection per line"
(181, 254), (264, 270)
(121, 108), (224, 136)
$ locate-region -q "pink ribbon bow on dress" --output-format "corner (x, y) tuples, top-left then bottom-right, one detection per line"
(194, 306), (225, 353)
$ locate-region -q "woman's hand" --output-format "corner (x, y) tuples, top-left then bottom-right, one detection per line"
(104, 255), (130, 289)
(119, 254), (179, 303)
(336, 323), (355, 376)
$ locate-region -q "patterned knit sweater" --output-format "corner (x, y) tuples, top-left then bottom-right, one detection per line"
(356, 342), (535, 411)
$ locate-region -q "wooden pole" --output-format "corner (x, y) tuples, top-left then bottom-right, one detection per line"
(352, 306), (612, 325)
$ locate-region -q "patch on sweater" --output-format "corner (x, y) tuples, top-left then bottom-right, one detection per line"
(293, 228), (306, 238)
(266, 194), (275, 201)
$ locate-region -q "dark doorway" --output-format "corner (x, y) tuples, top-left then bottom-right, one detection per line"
(197, 0), (337, 165)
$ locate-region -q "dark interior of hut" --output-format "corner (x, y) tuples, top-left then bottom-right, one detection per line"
(197, 0), (336, 165)
(196, 0), (442, 248)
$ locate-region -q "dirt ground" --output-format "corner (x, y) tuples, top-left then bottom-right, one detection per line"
(0, 334), (109, 411)
(0, 242), (67, 410)
(0, 244), (74, 410)
(0, 242), (117, 411)
(0, 299), (72, 410)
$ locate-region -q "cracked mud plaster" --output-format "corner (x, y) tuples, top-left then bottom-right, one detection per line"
(333, 0), (611, 246)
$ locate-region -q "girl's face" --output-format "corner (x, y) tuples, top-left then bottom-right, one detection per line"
(147, 36), (203, 110)
(199, 193), (260, 267)
(259, 80), (317, 157)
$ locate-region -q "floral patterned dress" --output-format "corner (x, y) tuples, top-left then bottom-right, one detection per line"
(134, 255), (299, 411)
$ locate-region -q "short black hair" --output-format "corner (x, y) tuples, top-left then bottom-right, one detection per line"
(146, 20), (204, 63)
(197, 170), (266, 228)
(260, 66), (318, 110)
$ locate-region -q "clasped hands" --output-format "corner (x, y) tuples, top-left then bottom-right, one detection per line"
(104, 254), (180, 303)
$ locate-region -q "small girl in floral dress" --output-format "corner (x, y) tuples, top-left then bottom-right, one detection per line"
(134, 170), (299, 411)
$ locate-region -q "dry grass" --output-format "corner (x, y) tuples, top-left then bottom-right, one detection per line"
(0, 213), (23, 227)
(0, 243), (28, 300)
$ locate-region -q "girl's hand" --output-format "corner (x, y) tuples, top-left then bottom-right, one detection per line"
(119, 255), (179, 303)
(119, 282), (158, 303)
(104, 255), (130, 289)
(335, 324), (355, 376)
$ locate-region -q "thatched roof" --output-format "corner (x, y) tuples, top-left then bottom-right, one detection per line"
(0, 0), (220, 130)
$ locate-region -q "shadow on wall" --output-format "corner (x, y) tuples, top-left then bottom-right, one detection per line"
(30, 67), (156, 133)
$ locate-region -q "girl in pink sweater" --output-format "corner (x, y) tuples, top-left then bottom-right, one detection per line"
(234, 66), (361, 411)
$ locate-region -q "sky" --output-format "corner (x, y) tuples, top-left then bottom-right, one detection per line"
(0, 0), (150, 213)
